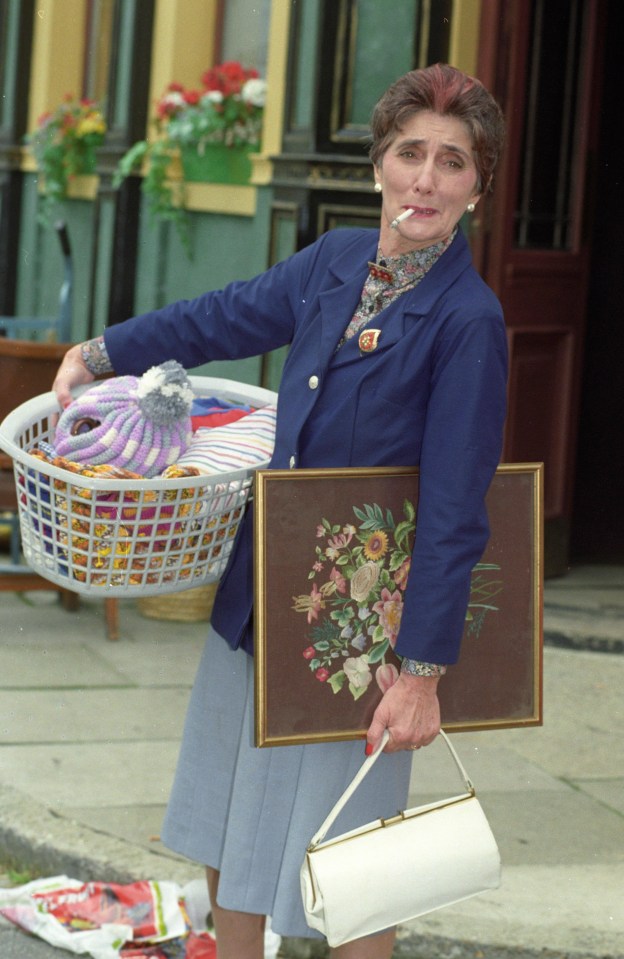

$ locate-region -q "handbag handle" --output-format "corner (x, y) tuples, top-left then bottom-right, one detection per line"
(308, 729), (475, 849)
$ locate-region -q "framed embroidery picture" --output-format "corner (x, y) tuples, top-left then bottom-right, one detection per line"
(254, 463), (543, 747)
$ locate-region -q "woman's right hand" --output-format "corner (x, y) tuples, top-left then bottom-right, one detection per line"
(53, 343), (96, 410)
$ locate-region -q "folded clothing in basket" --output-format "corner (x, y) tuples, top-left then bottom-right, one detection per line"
(178, 405), (277, 474)
(190, 396), (254, 430)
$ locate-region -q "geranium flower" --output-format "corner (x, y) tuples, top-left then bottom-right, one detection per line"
(202, 90), (224, 105)
(363, 530), (389, 560)
(241, 78), (267, 108)
(372, 587), (404, 647)
(157, 91), (186, 119)
(315, 667), (330, 682)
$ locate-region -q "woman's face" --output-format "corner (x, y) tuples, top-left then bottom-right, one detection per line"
(374, 110), (482, 256)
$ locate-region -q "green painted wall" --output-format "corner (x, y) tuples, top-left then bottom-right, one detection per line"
(130, 186), (277, 387)
(15, 176), (98, 344)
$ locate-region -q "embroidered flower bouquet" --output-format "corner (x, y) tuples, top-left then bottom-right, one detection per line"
(291, 498), (416, 702)
(291, 498), (503, 703)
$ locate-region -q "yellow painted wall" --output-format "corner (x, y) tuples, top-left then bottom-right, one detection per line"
(449, 0), (482, 75)
(27, 0), (88, 130)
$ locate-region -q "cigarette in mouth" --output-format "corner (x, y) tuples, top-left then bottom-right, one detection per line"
(390, 208), (415, 229)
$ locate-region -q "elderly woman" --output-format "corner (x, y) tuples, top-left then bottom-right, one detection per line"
(54, 64), (507, 959)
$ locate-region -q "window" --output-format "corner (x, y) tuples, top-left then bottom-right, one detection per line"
(216, 0), (271, 75)
(82, 0), (117, 102)
(514, 0), (584, 249)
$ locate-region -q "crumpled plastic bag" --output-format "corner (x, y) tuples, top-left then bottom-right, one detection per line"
(0, 875), (281, 959)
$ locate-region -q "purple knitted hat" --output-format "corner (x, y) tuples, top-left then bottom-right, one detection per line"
(54, 361), (194, 477)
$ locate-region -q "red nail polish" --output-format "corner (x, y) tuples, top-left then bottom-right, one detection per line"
(365, 743), (373, 756)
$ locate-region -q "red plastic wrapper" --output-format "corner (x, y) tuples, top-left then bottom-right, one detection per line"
(0, 875), (282, 958)
(33, 880), (173, 939)
(0, 875), (218, 959)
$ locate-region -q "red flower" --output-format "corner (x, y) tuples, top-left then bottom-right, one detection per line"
(200, 68), (221, 92)
(303, 646), (316, 660)
(201, 61), (258, 97)
(315, 667), (330, 682)
(183, 90), (201, 106)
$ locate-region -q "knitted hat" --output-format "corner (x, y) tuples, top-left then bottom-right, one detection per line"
(54, 360), (194, 478)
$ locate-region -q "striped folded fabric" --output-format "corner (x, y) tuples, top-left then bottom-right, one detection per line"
(177, 405), (277, 474)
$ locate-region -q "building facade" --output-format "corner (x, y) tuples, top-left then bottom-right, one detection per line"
(0, 0), (621, 569)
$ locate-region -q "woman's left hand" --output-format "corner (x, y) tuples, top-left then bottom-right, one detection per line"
(366, 672), (441, 753)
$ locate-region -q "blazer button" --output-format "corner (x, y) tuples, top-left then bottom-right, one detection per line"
(289, 455), (296, 469)
(308, 375), (319, 390)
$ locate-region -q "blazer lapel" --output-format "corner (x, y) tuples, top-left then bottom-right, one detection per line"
(315, 237), (376, 366)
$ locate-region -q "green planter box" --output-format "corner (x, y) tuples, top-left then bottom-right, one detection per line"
(181, 144), (254, 185)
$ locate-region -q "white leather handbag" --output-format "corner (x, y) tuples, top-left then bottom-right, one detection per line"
(300, 729), (501, 947)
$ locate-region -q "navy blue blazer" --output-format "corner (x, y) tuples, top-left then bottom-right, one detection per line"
(104, 227), (508, 665)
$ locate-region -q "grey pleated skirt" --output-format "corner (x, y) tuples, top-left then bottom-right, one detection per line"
(161, 625), (413, 939)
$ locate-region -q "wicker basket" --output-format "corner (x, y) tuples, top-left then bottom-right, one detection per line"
(0, 376), (277, 598)
(137, 582), (218, 622)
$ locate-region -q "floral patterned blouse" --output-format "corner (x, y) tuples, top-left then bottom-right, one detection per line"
(341, 228), (457, 347)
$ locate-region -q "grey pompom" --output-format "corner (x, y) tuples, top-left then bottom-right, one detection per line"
(136, 360), (194, 426)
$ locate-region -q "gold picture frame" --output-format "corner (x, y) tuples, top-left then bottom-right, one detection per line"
(254, 464), (543, 747)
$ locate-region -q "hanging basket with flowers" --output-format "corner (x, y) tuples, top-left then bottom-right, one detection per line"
(113, 62), (267, 253)
(27, 95), (107, 224)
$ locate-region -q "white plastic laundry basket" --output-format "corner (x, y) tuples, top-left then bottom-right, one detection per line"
(0, 376), (277, 597)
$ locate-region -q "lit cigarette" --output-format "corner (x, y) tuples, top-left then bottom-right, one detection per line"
(390, 208), (415, 229)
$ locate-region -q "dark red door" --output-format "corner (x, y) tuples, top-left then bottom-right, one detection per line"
(471, 0), (605, 574)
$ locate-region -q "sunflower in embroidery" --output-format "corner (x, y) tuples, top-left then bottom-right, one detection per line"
(363, 530), (389, 560)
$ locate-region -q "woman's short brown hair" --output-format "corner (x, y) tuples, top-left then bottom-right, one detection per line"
(369, 63), (505, 193)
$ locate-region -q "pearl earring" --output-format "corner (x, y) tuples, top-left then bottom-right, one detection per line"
(466, 202), (476, 213)
(374, 182), (382, 193)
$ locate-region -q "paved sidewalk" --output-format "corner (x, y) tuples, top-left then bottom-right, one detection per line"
(0, 565), (622, 959)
